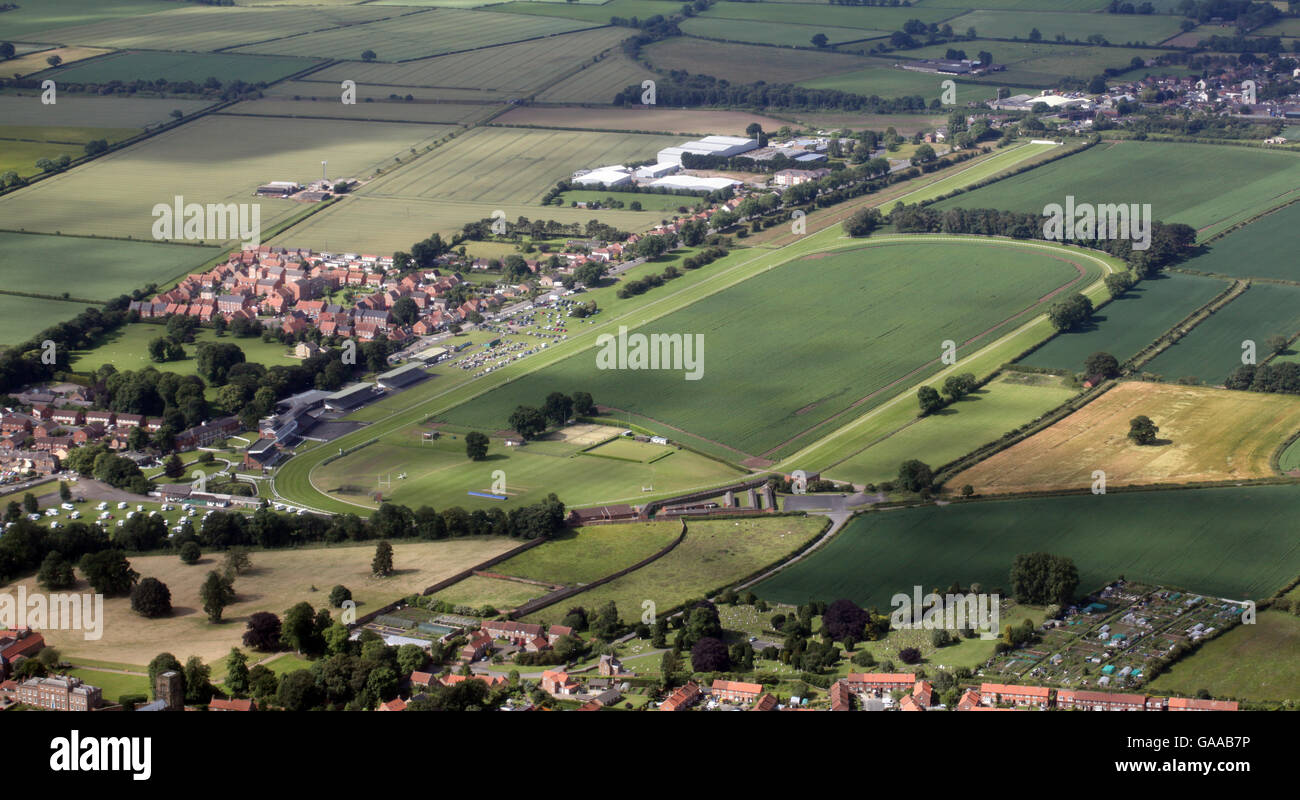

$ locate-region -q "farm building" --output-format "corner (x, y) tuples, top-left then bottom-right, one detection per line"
(256, 181), (301, 197)
(376, 362), (429, 390)
(657, 135), (759, 166)
(324, 382), (378, 412)
(646, 175), (741, 192)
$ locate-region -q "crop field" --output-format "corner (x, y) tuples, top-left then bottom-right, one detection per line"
(698, 3), (959, 30)
(904, 41), (1164, 85)
(519, 516), (828, 624)
(680, 18), (887, 48)
(640, 38), (867, 85)
(1020, 273), (1227, 372)
(430, 575), (549, 609)
(70, 324), (303, 377)
(41, 51), (319, 84)
(1143, 283), (1300, 384)
(0, 115), (448, 240)
(535, 52), (660, 104)
(487, 521), (683, 585)
(0, 295), (96, 347)
(0, 233), (217, 303)
(932, 141), (1300, 238)
(358, 126), (680, 204)
(916, 0), (1110, 8)
(435, 238), (1095, 461)
(307, 27), (631, 94)
(0, 0), (177, 39)
(826, 372), (1078, 485)
(221, 98), (488, 125)
(231, 8), (598, 61)
(0, 46), (112, 78)
(259, 81), (492, 104)
(0, 95), (214, 129)
(497, 106), (793, 135)
(951, 382), (1300, 495)
(494, 0), (689, 24)
(1177, 201), (1300, 281)
(755, 484), (1300, 609)
(800, 64), (1032, 105)
(6, 537), (521, 665)
(0, 139), (80, 180)
(1147, 609), (1300, 703)
(942, 10), (1185, 45)
(311, 425), (743, 511)
(24, 3), (402, 51)
(267, 194), (659, 251)
(0, 125), (139, 146)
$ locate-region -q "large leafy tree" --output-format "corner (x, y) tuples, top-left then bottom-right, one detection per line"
(243, 611), (282, 651)
(131, 577), (173, 618)
(200, 570), (236, 622)
(691, 636), (730, 672)
(822, 598), (868, 643)
(1009, 552), (1079, 606)
(79, 550), (139, 596)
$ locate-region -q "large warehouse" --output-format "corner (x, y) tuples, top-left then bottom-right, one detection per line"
(657, 135), (760, 166)
(646, 175), (741, 192)
(571, 165), (633, 187)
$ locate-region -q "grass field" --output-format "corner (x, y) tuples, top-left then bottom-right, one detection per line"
(25, 3), (401, 51)
(951, 382), (1300, 494)
(0, 295), (97, 346)
(933, 141), (1300, 238)
(558, 189), (704, 211)
(0, 139), (81, 181)
(434, 238), (1094, 461)
(64, 668), (151, 704)
(1143, 283), (1300, 384)
(312, 424), (743, 511)
(900, 41), (1164, 86)
(0, 125), (140, 146)
(7, 537), (522, 665)
(39, 51), (319, 84)
(357, 126), (680, 205)
(71, 324), (303, 377)
(520, 515), (828, 624)
(942, 9), (1185, 45)
(800, 63), (1033, 105)
(221, 98), (485, 125)
(1146, 609), (1300, 702)
(1176, 201), (1300, 281)
(0, 232), (217, 303)
(489, 521), (682, 584)
(680, 18), (887, 48)
(0, 46), (112, 78)
(916, 0), (1110, 9)
(494, 0), (688, 24)
(0, 114), (448, 241)
(1018, 272), (1228, 371)
(270, 194), (659, 252)
(0, 0), (177, 39)
(535, 52), (660, 104)
(640, 37), (867, 85)
(231, 8), (597, 61)
(0, 95), (215, 128)
(430, 574), (549, 609)
(755, 484), (1300, 609)
(495, 106), (792, 135)
(826, 372), (1079, 484)
(698, 3), (958, 30)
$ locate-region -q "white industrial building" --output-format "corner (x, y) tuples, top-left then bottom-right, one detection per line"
(634, 162), (679, 179)
(657, 135), (759, 166)
(571, 165), (633, 187)
(646, 175), (741, 192)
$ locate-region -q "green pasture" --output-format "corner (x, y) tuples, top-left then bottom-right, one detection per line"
(0, 232), (217, 303)
(680, 18), (887, 48)
(71, 324), (303, 377)
(755, 484), (1300, 609)
(41, 51), (319, 84)
(0, 0), (177, 39)
(1147, 609), (1300, 703)
(489, 521), (683, 585)
(1178, 201), (1300, 281)
(0, 294), (98, 346)
(942, 9), (1185, 45)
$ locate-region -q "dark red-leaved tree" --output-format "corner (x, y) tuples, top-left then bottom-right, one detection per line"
(823, 598), (868, 642)
(691, 636), (731, 672)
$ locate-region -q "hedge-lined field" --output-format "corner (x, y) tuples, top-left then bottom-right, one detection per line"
(40, 51), (319, 84)
(932, 141), (1300, 238)
(1143, 283), (1300, 383)
(434, 239), (1095, 459)
(1019, 272), (1228, 371)
(0, 233), (216, 303)
(680, 17), (887, 48)
(755, 485), (1300, 609)
(1176, 201), (1300, 282)
(943, 9), (1185, 44)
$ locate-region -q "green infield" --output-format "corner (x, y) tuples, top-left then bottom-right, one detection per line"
(755, 484), (1300, 609)
(0, 232), (217, 303)
(0, 295), (98, 347)
(41, 51), (320, 84)
(1176, 201), (1300, 281)
(488, 522), (683, 585)
(932, 141), (1300, 238)
(311, 426), (744, 512)
(71, 324), (303, 376)
(520, 515), (829, 624)
(1142, 283), (1300, 384)
(433, 238), (1097, 461)
(1146, 609), (1300, 703)
(1018, 272), (1228, 371)
(825, 372), (1079, 484)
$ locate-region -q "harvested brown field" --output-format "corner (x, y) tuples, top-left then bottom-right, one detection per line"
(950, 381), (1300, 495)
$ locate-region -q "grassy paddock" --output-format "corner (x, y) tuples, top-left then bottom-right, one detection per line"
(0, 232), (218, 303)
(1146, 610), (1300, 703)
